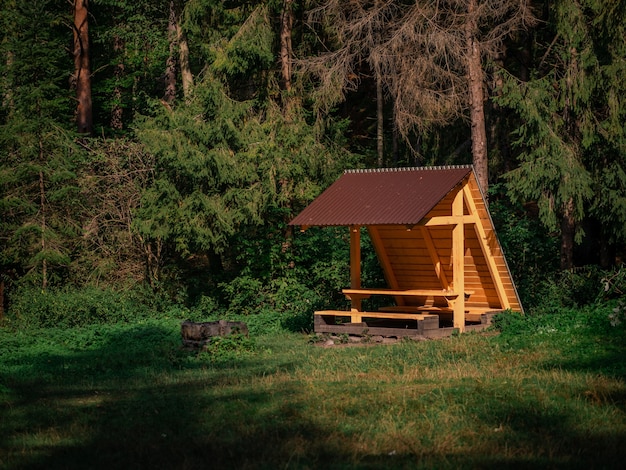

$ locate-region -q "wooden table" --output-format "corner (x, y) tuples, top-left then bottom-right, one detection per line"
(342, 288), (460, 302)
(341, 288), (465, 323)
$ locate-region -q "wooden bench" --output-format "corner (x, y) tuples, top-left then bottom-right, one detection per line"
(313, 309), (441, 337)
(340, 288), (473, 323)
(317, 310), (437, 323)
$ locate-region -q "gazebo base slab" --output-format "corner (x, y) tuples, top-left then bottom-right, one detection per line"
(313, 310), (500, 339)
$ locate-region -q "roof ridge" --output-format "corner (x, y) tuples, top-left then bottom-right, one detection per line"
(345, 165), (473, 174)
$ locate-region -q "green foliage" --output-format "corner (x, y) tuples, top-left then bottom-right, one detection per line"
(196, 333), (256, 363)
(89, 0), (169, 131)
(133, 69), (354, 292)
(4, 286), (171, 329)
(0, 0), (82, 288)
(213, 224), (387, 333)
(498, 70), (594, 236)
(133, 78), (254, 260)
(489, 185), (559, 308)
(497, 0), (626, 251)
(211, 5), (274, 79)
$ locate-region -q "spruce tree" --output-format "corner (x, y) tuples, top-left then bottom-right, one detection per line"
(0, 0), (81, 289)
(304, 0), (533, 193)
(499, 0), (626, 268)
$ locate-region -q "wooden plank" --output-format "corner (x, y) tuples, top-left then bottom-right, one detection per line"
(452, 188), (465, 331)
(367, 226), (400, 291)
(343, 288), (460, 297)
(314, 310), (436, 322)
(462, 185), (510, 309)
(350, 226), (362, 311)
(420, 226), (451, 290)
(384, 246), (432, 257)
(419, 215), (475, 227)
(314, 311), (441, 336)
(314, 323), (429, 338)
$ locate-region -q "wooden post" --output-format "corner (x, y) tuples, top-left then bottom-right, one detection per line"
(350, 225), (362, 316)
(420, 226), (450, 290)
(452, 189), (465, 332)
(368, 226), (402, 304)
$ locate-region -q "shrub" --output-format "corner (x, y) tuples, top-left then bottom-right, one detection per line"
(196, 333), (256, 363)
(218, 275), (322, 333)
(5, 286), (164, 329)
(488, 186), (560, 309)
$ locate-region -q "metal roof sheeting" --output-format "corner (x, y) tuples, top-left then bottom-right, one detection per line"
(289, 166), (474, 226)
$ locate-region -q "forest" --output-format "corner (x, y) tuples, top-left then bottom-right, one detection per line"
(1, 0), (626, 323)
(2, 2), (626, 467)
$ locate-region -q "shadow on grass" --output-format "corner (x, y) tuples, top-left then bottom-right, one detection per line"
(470, 398), (626, 469)
(2, 324), (626, 469)
(0, 325), (352, 469)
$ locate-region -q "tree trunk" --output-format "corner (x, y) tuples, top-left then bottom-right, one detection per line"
(3, 50), (13, 114)
(145, 238), (163, 289)
(280, 0), (294, 116)
(73, 0), (92, 134)
(39, 168), (47, 290)
(392, 122), (399, 166)
(111, 35), (124, 131)
(164, 0), (178, 105)
(489, 48), (513, 173)
(376, 73), (384, 167)
(178, 23), (194, 100)
(560, 198), (576, 270)
(466, 0), (489, 196)
(0, 278), (4, 320)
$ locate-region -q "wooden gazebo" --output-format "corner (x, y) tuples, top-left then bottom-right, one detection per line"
(289, 166), (522, 338)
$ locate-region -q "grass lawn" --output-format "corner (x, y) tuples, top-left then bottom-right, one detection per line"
(1, 308), (625, 469)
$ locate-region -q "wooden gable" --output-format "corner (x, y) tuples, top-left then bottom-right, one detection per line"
(366, 171), (522, 315)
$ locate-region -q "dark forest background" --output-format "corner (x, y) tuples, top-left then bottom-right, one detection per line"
(1, 0), (625, 325)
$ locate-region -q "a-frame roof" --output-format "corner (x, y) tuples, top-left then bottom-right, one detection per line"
(290, 165), (523, 317)
(289, 166), (473, 227)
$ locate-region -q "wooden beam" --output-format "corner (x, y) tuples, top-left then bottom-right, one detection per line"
(349, 225), (362, 313)
(452, 188), (465, 331)
(462, 185), (510, 309)
(419, 215), (475, 227)
(367, 226), (404, 305)
(419, 226), (450, 290)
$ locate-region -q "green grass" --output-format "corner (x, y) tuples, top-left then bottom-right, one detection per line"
(1, 306), (626, 469)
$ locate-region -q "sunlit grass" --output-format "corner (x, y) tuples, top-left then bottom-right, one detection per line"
(1, 311), (625, 469)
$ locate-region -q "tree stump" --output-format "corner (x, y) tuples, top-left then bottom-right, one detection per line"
(181, 320), (249, 348)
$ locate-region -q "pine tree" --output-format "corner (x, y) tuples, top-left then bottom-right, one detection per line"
(0, 0), (82, 289)
(132, 2), (352, 288)
(304, 0), (533, 193)
(587, 0), (626, 266)
(89, 0), (169, 133)
(499, 0), (626, 268)
(73, 0), (93, 134)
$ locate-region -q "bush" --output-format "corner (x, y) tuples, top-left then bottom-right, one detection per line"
(196, 334), (256, 363)
(218, 275), (322, 333)
(488, 186), (560, 309)
(5, 286), (166, 329)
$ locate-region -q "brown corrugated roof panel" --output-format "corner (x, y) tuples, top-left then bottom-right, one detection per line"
(289, 166), (474, 226)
